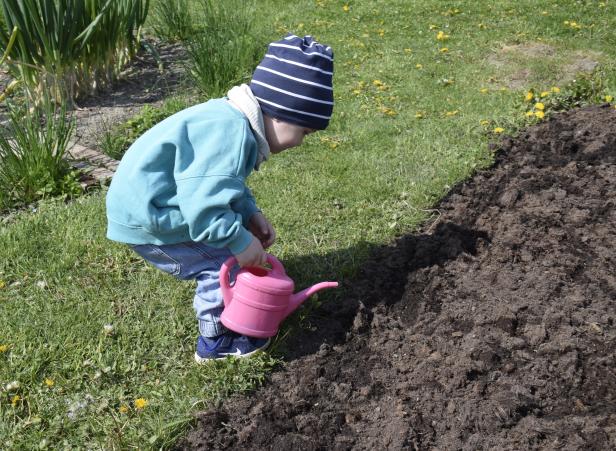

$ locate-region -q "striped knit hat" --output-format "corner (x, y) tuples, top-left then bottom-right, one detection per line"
(249, 34), (334, 130)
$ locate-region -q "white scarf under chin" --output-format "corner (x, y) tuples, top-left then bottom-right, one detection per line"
(226, 84), (270, 170)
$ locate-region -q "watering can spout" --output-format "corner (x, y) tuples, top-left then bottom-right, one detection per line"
(286, 281), (339, 317)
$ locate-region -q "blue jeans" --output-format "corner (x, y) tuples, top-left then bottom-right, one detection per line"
(131, 242), (238, 338)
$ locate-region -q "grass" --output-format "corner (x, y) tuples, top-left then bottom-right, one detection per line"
(2, 0), (616, 448)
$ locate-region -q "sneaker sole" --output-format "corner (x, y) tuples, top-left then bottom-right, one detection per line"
(194, 338), (271, 364)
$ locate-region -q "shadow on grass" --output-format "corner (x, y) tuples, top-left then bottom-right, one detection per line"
(272, 221), (491, 362)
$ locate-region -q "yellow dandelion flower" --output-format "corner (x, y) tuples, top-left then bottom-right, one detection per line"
(379, 106), (396, 116)
(372, 79), (383, 87)
(605, 95), (614, 102)
(443, 8), (461, 16)
(445, 110), (459, 117)
(352, 89), (361, 95)
(535, 111), (545, 119)
(480, 88), (489, 94)
(415, 112), (424, 119)
(11, 395), (20, 407)
(415, 63), (423, 69)
(378, 29), (385, 37)
(436, 31), (449, 41)
(525, 111), (535, 117)
(119, 404), (129, 414)
(525, 91), (534, 102)
(494, 127), (505, 134)
(342, 4), (350, 12)
(134, 398), (148, 410)
(551, 87), (561, 93)
(44, 378), (54, 387)
(439, 47), (449, 53)
(535, 102), (545, 111)
(480, 120), (490, 126)
(540, 91), (550, 98)
(0, 344), (8, 353)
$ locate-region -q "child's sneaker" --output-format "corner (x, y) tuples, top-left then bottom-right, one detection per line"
(194, 332), (271, 362)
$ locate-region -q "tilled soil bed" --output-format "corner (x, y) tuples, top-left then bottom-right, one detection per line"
(179, 105), (616, 450)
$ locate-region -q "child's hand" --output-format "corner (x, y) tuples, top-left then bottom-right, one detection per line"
(235, 235), (267, 267)
(249, 212), (276, 249)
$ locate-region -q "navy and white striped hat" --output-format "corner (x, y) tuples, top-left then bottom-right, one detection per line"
(250, 34), (334, 130)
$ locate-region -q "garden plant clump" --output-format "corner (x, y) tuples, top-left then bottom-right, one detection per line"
(0, 99), (81, 212)
(181, 106), (616, 449)
(0, 0), (149, 102)
(184, 0), (264, 98)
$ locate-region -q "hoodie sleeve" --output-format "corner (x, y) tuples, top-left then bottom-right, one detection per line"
(175, 175), (254, 254)
(231, 186), (260, 226)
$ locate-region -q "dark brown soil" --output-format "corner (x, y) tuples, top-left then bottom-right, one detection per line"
(179, 105), (616, 450)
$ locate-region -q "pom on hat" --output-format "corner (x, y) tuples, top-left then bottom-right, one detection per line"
(249, 34), (334, 130)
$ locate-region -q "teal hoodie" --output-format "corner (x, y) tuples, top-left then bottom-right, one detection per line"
(106, 99), (260, 254)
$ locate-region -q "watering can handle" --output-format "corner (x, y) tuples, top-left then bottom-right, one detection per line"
(266, 254), (286, 275)
(219, 254), (286, 308)
(219, 257), (236, 308)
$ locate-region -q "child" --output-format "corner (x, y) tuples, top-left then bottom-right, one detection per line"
(105, 34), (334, 362)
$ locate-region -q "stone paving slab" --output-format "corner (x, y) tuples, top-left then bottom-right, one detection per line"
(68, 143), (118, 183)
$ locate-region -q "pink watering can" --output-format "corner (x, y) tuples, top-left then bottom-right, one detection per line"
(220, 254), (338, 338)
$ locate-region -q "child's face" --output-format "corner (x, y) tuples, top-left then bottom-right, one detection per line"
(263, 115), (316, 153)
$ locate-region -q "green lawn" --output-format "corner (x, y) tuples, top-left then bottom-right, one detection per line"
(2, 0), (615, 448)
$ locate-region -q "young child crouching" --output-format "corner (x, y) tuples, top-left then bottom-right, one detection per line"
(105, 34), (334, 361)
